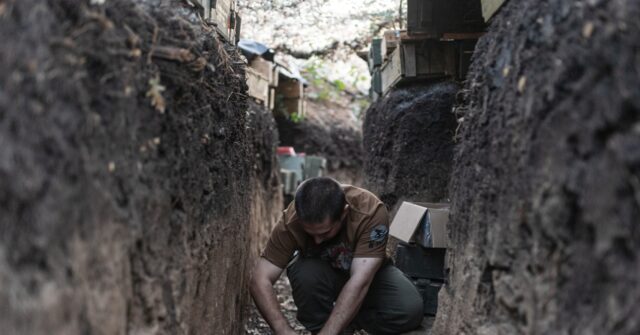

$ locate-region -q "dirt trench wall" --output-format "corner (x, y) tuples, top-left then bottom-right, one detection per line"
(363, 82), (459, 208)
(435, 0), (640, 334)
(246, 100), (284, 266)
(276, 99), (365, 186)
(0, 1), (281, 334)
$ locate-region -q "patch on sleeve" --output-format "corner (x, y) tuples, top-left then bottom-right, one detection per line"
(368, 225), (389, 248)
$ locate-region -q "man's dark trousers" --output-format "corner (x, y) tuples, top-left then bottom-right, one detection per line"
(287, 257), (424, 334)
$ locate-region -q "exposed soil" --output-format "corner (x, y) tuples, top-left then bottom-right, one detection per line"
(243, 274), (431, 335)
(276, 98), (365, 186)
(246, 99), (284, 274)
(244, 275), (311, 335)
(363, 82), (459, 209)
(435, 0), (640, 334)
(0, 0), (281, 334)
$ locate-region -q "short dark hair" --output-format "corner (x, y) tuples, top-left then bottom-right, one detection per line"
(295, 177), (346, 224)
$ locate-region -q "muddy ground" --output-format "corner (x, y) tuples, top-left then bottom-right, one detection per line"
(276, 98), (365, 186)
(363, 82), (459, 209)
(0, 0), (281, 334)
(435, 0), (640, 334)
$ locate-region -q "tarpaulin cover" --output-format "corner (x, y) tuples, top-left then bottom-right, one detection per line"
(238, 39), (275, 62)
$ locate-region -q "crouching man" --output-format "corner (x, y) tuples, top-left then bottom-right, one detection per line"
(250, 177), (424, 334)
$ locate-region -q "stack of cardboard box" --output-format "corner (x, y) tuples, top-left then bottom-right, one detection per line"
(390, 202), (449, 316)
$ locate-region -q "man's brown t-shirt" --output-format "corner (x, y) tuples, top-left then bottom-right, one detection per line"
(261, 185), (390, 271)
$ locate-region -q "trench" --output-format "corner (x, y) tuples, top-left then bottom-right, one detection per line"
(2, 0), (639, 335)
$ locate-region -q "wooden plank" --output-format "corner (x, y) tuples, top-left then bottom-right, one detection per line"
(414, 40), (456, 77)
(381, 46), (403, 95)
(384, 30), (482, 48)
(381, 30), (403, 60)
(268, 88), (276, 111)
(457, 40), (477, 80)
(213, 0), (232, 41)
(234, 11), (241, 45)
(246, 67), (269, 106)
(441, 32), (485, 40)
(271, 66), (280, 87)
(403, 44), (417, 77)
(407, 0), (485, 37)
(444, 43), (457, 76)
(368, 38), (383, 71)
(429, 42), (446, 73)
(481, 0), (507, 22)
(203, 0), (211, 19)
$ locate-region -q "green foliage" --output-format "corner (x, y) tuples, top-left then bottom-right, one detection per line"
(302, 58), (357, 102)
(289, 112), (305, 123)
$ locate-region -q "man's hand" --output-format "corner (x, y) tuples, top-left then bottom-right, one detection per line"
(250, 258), (296, 335)
(317, 257), (383, 335)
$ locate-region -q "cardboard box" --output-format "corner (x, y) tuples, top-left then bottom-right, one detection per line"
(389, 202), (449, 248)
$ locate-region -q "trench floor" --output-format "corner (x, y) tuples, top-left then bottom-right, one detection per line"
(243, 275), (433, 334)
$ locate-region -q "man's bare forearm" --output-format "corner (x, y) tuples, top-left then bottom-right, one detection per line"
(250, 278), (295, 334)
(317, 278), (370, 335)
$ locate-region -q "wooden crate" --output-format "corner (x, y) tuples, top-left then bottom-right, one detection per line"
(250, 56), (275, 86)
(481, 0), (507, 22)
(368, 38), (383, 72)
(380, 40), (457, 95)
(407, 0), (484, 37)
(246, 67), (269, 107)
(381, 29), (481, 59)
(411, 40), (457, 77)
